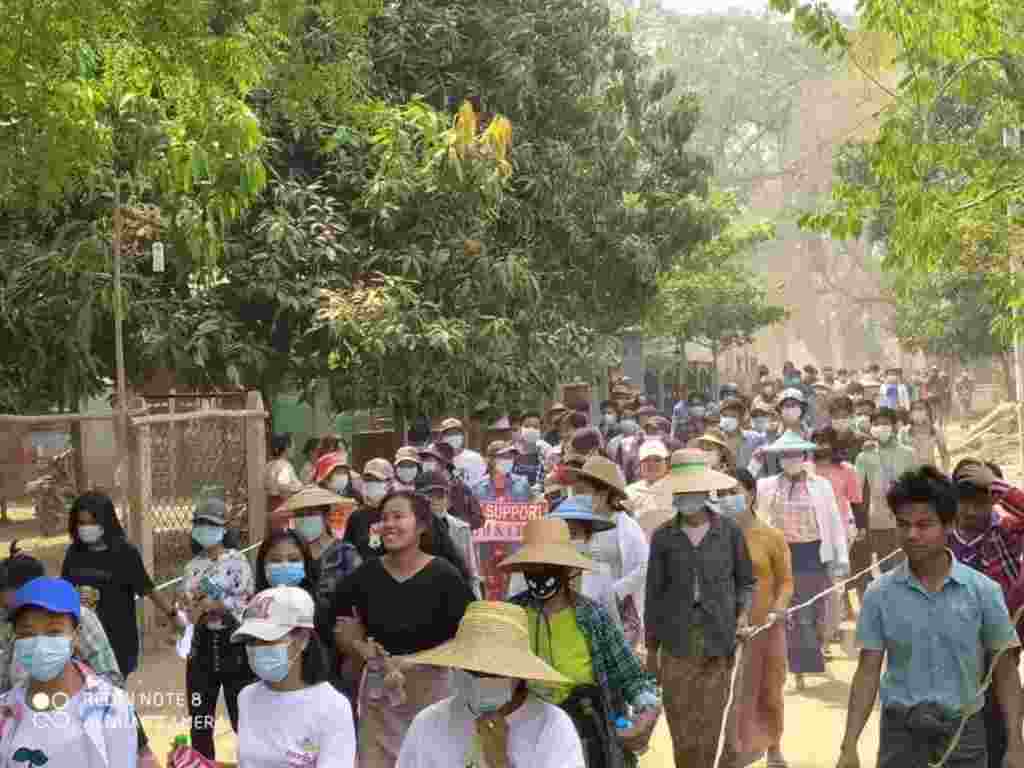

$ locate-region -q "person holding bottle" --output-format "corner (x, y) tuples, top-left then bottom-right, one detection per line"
(499, 519), (659, 768)
(0, 578), (137, 766)
(178, 498), (256, 761)
(234, 586), (356, 767)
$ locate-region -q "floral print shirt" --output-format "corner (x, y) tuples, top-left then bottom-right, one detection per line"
(179, 548), (254, 629)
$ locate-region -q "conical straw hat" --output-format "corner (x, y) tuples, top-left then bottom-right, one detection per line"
(662, 449), (737, 494)
(277, 486), (349, 513)
(498, 519), (595, 573)
(406, 601), (570, 683)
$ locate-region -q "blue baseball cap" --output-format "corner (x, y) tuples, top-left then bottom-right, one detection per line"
(12, 577), (81, 625)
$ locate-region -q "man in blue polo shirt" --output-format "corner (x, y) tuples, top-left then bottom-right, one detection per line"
(837, 466), (1024, 768)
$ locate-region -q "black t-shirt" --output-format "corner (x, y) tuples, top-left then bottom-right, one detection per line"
(329, 557), (473, 656)
(61, 539), (155, 674)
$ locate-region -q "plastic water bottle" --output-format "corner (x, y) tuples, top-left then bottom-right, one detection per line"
(365, 658), (386, 701)
(615, 704), (635, 732)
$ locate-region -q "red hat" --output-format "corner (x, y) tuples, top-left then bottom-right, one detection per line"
(313, 451), (349, 484)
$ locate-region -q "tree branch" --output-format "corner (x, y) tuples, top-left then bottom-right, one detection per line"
(950, 178), (1024, 213)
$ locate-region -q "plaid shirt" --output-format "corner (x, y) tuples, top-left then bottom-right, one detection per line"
(950, 481), (1024, 599)
(0, 605), (123, 692)
(510, 592), (656, 708)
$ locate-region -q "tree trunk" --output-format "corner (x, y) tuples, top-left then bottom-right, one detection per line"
(678, 337), (689, 397)
(712, 341), (720, 402)
(392, 402), (407, 444)
(1000, 352), (1015, 402)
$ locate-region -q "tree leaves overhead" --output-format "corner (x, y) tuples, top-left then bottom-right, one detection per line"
(645, 8), (836, 189)
(771, 0), (1024, 281)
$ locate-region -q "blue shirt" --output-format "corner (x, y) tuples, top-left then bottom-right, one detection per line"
(857, 554), (1019, 716)
(471, 473), (533, 502)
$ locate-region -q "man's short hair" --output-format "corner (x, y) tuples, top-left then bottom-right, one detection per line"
(887, 466), (958, 525)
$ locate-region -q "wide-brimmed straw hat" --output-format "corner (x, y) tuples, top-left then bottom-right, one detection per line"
(662, 449), (737, 494)
(760, 430), (817, 454)
(568, 456), (626, 499)
(406, 601), (569, 683)
(498, 518), (595, 572)
(691, 429), (729, 452)
(548, 495), (616, 533)
(277, 486), (348, 513)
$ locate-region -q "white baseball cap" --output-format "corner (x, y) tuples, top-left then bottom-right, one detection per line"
(231, 587), (315, 643)
(638, 440), (669, 462)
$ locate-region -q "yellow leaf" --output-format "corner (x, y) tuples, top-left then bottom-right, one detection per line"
(454, 101), (477, 153)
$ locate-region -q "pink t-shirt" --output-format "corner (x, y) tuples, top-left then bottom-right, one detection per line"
(815, 462), (862, 537)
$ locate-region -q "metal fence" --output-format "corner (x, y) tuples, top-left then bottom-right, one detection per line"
(148, 414), (250, 583)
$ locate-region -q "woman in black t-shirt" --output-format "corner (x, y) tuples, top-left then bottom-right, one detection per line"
(60, 491), (179, 677)
(331, 489), (473, 768)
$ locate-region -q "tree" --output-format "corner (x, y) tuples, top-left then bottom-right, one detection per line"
(642, 8), (835, 190)
(647, 199), (788, 395)
(769, 0), (1024, 282)
(890, 269), (1014, 394)
(366, 0), (717, 337)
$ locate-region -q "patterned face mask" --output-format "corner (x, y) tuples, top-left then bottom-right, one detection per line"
(524, 570), (565, 601)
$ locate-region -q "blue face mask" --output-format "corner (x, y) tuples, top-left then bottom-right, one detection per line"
(15, 635), (73, 682)
(266, 562), (306, 587)
(294, 516), (324, 543)
(192, 525), (225, 550)
(719, 494), (747, 517)
(247, 642), (294, 683)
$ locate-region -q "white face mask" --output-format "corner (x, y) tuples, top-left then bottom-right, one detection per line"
(453, 669), (515, 715)
(495, 459), (515, 475)
(521, 428), (540, 447)
(781, 406), (802, 425)
(422, 460), (439, 474)
(871, 425), (893, 443)
(364, 481), (387, 501)
(329, 473), (349, 493)
(78, 525), (104, 544)
(780, 456), (805, 477)
(444, 433), (465, 452)
(396, 466), (418, 484)
(719, 416), (739, 433)
(751, 416), (770, 433)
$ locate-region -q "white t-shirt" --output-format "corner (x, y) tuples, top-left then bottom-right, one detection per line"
(453, 449), (488, 488)
(0, 688), (136, 768)
(237, 681), (356, 768)
(396, 693), (584, 768)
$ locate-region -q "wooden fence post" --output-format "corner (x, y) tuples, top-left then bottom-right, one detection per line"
(246, 391), (267, 543)
(132, 423), (157, 642)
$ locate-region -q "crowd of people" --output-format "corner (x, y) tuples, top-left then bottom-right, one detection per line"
(0, 358), (1018, 768)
